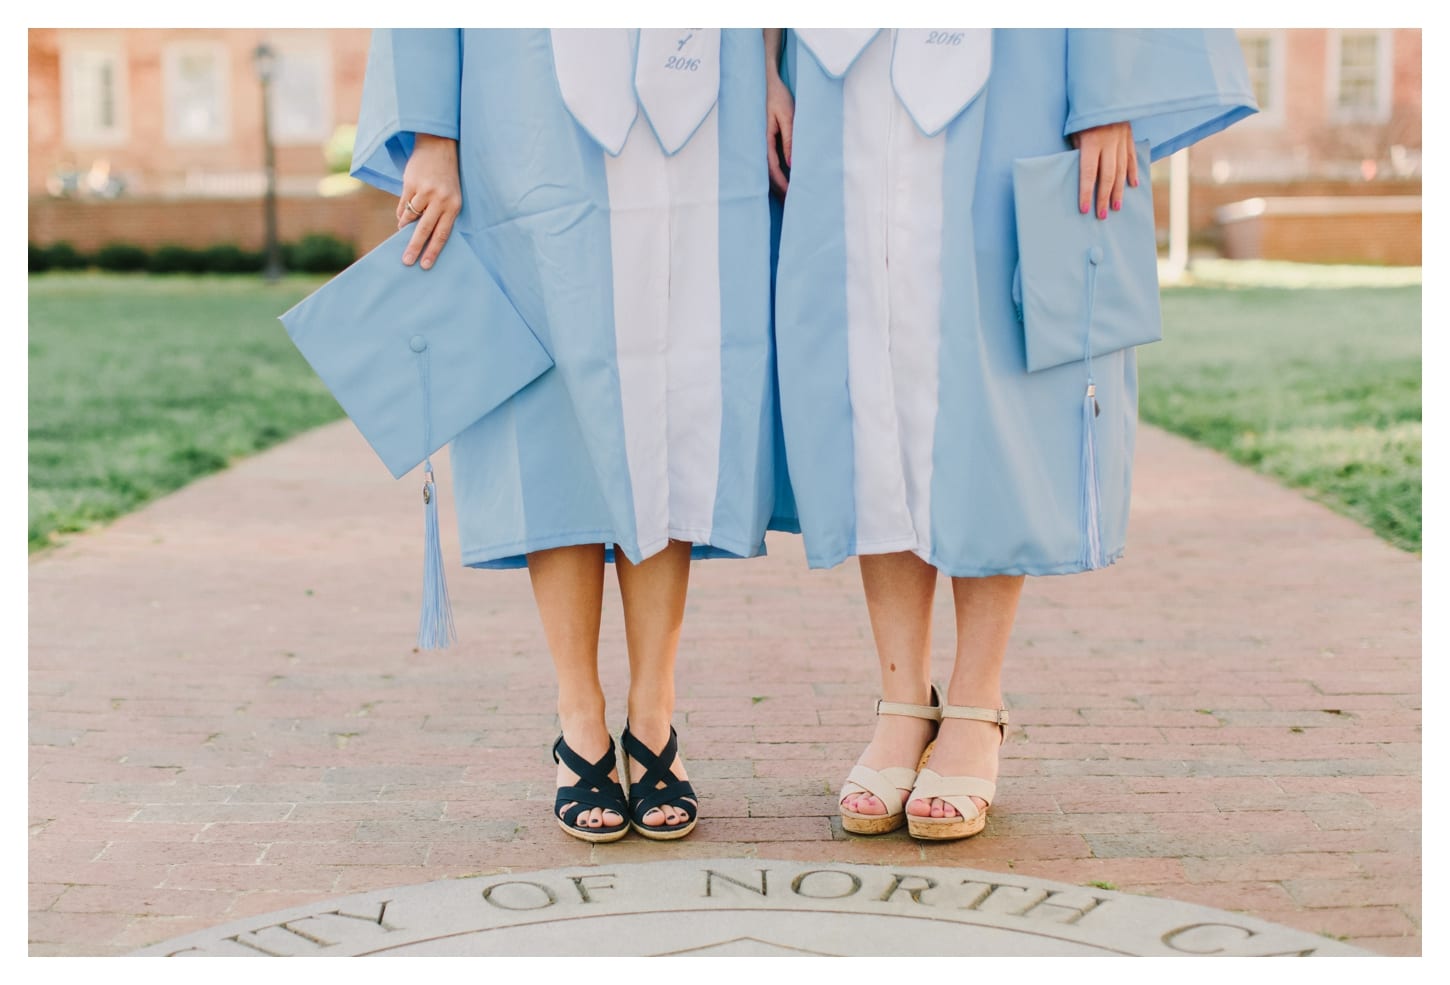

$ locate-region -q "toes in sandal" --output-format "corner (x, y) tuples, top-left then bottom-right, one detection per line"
(905, 704), (1008, 842)
(838, 684), (943, 836)
(552, 734), (630, 844)
(620, 723), (698, 841)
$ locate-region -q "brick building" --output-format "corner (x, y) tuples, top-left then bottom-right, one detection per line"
(28, 27), (397, 255)
(1172, 28), (1421, 264)
(29, 27), (371, 198)
(28, 27), (1423, 263)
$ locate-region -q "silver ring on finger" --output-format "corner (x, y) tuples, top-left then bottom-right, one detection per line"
(404, 198), (422, 216)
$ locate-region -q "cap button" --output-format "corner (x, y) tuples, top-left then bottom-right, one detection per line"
(1088, 245), (1104, 265)
(409, 334), (428, 353)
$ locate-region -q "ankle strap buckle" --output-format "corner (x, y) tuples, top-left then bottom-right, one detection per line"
(941, 705), (1009, 726)
(874, 684), (944, 722)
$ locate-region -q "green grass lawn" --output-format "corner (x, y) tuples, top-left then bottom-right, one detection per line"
(1146, 277), (1421, 553)
(28, 273), (341, 551)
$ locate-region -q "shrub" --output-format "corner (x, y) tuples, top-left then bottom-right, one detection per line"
(283, 233), (355, 273)
(30, 238), (360, 275)
(93, 242), (149, 272)
(203, 244), (264, 274)
(147, 244), (209, 274)
(39, 242), (88, 271)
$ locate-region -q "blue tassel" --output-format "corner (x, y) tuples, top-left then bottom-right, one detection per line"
(413, 344), (455, 649)
(417, 461), (457, 650)
(1079, 381), (1106, 569)
(1077, 248), (1107, 570)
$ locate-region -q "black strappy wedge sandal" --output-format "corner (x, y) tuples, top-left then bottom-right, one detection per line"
(552, 735), (630, 844)
(620, 723), (699, 841)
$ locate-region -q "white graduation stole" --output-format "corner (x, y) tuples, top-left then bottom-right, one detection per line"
(549, 29), (638, 156)
(635, 28), (721, 155)
(794, 28), (992, 137)
(791, 28), (881, 78)
(550, 28), (721, 157)
(890, 29), (992, 136)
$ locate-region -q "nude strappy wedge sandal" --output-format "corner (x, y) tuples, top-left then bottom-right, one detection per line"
(838, 684), (943, 835)
(905, 704), (1008, 841)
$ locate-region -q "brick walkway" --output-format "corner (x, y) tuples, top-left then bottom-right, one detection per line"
(28, 421), (1421, 956)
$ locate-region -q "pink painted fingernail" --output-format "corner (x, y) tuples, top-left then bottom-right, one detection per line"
(1112, 200), (1121, 211)
(1098, 207), (1107, 219)
(1080, 202), (1090, 214)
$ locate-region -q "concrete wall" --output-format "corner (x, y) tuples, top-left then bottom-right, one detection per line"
(1147, 174), (1422, 250)
(30, 184), (1423, 266)
(1216, 197), (1421, 265)
(28, 186), (398, 254)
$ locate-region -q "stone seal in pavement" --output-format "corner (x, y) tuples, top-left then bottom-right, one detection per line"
(133, 859), (1369, 956)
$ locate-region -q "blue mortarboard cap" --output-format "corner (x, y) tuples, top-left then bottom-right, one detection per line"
(280, 225), (554, 648)
(280, 225), (553, 480)
(1012, 139), (1162, 374)
(1010, 140), (1161, 572)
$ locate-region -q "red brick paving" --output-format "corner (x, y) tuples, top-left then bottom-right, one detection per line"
(29, 422), (1421, 956)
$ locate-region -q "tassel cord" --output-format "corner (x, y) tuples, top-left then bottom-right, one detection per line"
(415, 348), (457, 649)
(1079, 254), (1106, 569)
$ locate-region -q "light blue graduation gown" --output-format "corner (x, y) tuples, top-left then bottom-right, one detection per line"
(774, 29), (1256, 576)
(352, 29), (783, 569)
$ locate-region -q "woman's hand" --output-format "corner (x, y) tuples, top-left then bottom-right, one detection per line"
(1070, 121), (1137, 220)
(764, 29), (793, 197)
(766, 75), (794, 197)
(397, 133), (462, 269)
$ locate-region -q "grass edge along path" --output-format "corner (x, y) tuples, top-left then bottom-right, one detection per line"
(28, 272), (340, 553)
(1146, 269), (1420, 554)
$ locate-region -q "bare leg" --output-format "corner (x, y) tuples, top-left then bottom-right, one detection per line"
(528, 544), (620, 831)
(840, 551), (939, 816)
(908, 574), (1025, 819)
(615, 539), (694, 826)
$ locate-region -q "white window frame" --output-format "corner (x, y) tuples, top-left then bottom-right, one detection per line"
(267, 43), (333, 146)
(1236, 29), (1285, 128)
(162, 40), (231, 146)
(60, 40), (128, 146)
(1328, 29), (1394, 125)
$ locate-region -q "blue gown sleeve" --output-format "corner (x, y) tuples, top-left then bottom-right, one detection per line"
(350, 29), (463, 196)
(1064, 29), (1257, 162)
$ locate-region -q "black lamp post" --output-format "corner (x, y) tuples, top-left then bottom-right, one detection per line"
(253, 42), (284, 282)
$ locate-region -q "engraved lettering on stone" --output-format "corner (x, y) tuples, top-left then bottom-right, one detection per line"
(168, 901), (400, 956)
(139, 860), (1363, 957)
(570, 873), (617, 904)
(704, 868), (769, 898)
(790, 869), (863, 900)
(220, 919), (338, 956)
(1013, 889), (1111, 925)
(320, 900), (401, 934)
(223, 933), (287, 957)
(275, 919), (336, 947)
(958, 881), (1000, 911)
(482, 880), (558, 911)
(1164, 923), (1319, 957)
(168, 936), (293, 957)
(878, 874), (937, 904)
(1163, 922), (1255, 955)
(960, 881), (1101, 922)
